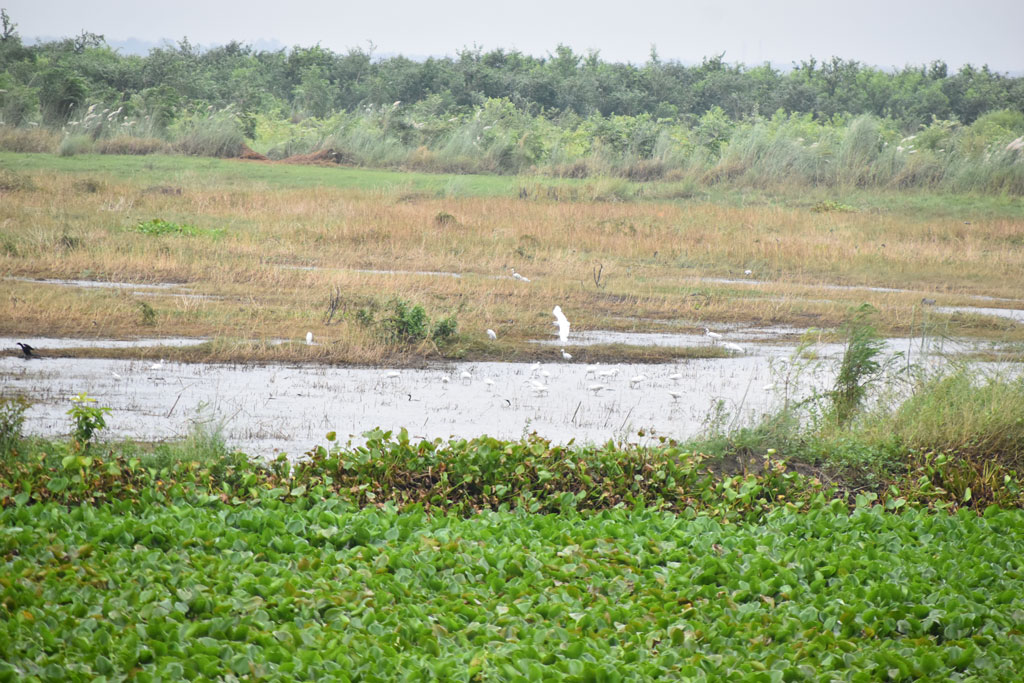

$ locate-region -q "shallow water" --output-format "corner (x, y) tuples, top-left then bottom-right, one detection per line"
(2, 336), (211, 350)
(699, 276), (1024, 305)
(6, 276), (185, 290)
(933, 306), (1024, 324)
(5, 332), (1013, 460)
(534, 324), (811, 349)
(2, 350), (823, 459)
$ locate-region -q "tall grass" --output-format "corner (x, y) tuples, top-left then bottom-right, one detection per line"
(5, 102), (1022, 193)
(172, 108), (246, 157)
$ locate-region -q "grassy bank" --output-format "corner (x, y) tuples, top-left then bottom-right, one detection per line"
(2, 153), (1023, 365)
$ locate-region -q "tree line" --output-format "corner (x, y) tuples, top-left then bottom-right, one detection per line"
(2, 9), (1022, 132)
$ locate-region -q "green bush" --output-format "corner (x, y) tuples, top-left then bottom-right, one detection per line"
(67, 392), (111, 453)
(0, 396), (29, 455)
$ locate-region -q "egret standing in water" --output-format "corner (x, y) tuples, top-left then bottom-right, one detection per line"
(553, 306), (570, 344)
(561, 348), (572, 361)
(704, 327), (722, 342)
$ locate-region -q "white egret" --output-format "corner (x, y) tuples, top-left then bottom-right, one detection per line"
(305, 331), (314, 345)
(385, 371), (401, 380)
(584, 365), (598, 378)
(744, 269), (753, 276)
(511, 268), (531, 282)
(540, 369), (551, 379)
(587, 384), (606, 395)
(552, 306), (570, 344)
(561, 348), (572, 361)
(487, 328), (497, 340)
(668, 373), (682, 383)
(704, 327), (722, 341)
(484, 378), (496, 389)
(149, 359), (165, 371)
(629, 375), (647, 388)
(460, 370), (473, 384)
(597, 369), (618, 379)
(722, 342), (744, 354)
(529, 379), (549, 396)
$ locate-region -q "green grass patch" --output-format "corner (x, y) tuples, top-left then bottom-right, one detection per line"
(130, 218), (224, 238)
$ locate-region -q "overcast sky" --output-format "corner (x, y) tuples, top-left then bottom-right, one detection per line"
(6, 0), (1023, 71)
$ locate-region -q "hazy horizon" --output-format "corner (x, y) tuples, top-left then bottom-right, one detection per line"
(5, 0), (1023, 72)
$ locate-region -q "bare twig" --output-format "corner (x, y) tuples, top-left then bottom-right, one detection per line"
(323, 286), (342, 325)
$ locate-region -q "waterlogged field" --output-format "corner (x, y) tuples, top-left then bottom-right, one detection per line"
(2, 152), (1024, 680)
(2, 152), (1023, 451)
(2, 500), (1023, 681)
(2, 152), (1023, 364)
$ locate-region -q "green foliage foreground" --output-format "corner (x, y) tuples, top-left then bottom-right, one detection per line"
(2, 499), (1023, 681)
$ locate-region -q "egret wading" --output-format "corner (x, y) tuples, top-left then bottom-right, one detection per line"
(553, 306), (570, 344)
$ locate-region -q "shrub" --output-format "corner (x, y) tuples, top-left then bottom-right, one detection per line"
(138, 301), (157, 326)
(432, 315), (458, 342)
(0, 168), (35, 191)
(0, 396), (29, 455)
(58, 133), (93, 156)
(174, 110), (246, 158)
(382, 299), (430, 343)
(831, 304), (888, 425)
(95, 135), (169, 155)
(0, 125), (57, 153)
(67, 393), (111, 453)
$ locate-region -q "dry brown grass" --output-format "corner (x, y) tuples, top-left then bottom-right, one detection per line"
(0, 127), (59, 153)
(2, 164), (1022, 363)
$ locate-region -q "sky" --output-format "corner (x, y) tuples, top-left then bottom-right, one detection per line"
(7, 0), (1024, 72)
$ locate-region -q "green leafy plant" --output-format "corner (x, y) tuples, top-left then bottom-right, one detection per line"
(811, 199), (856, 212)
(132, 218), (223, 238)
(67, 392), (111, 453)
(371, 298), (458, 346)
(383, 299), (429, 343)
(431, 315), (458, 342)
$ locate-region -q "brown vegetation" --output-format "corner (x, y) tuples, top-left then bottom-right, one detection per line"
(1, 162), (1022, 364)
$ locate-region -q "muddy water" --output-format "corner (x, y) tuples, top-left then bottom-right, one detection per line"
(3, 336), (211, 350)
(534, 324), (811, 349)
(2, 349), (831, 459)
(2, 334), (1015, 460)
